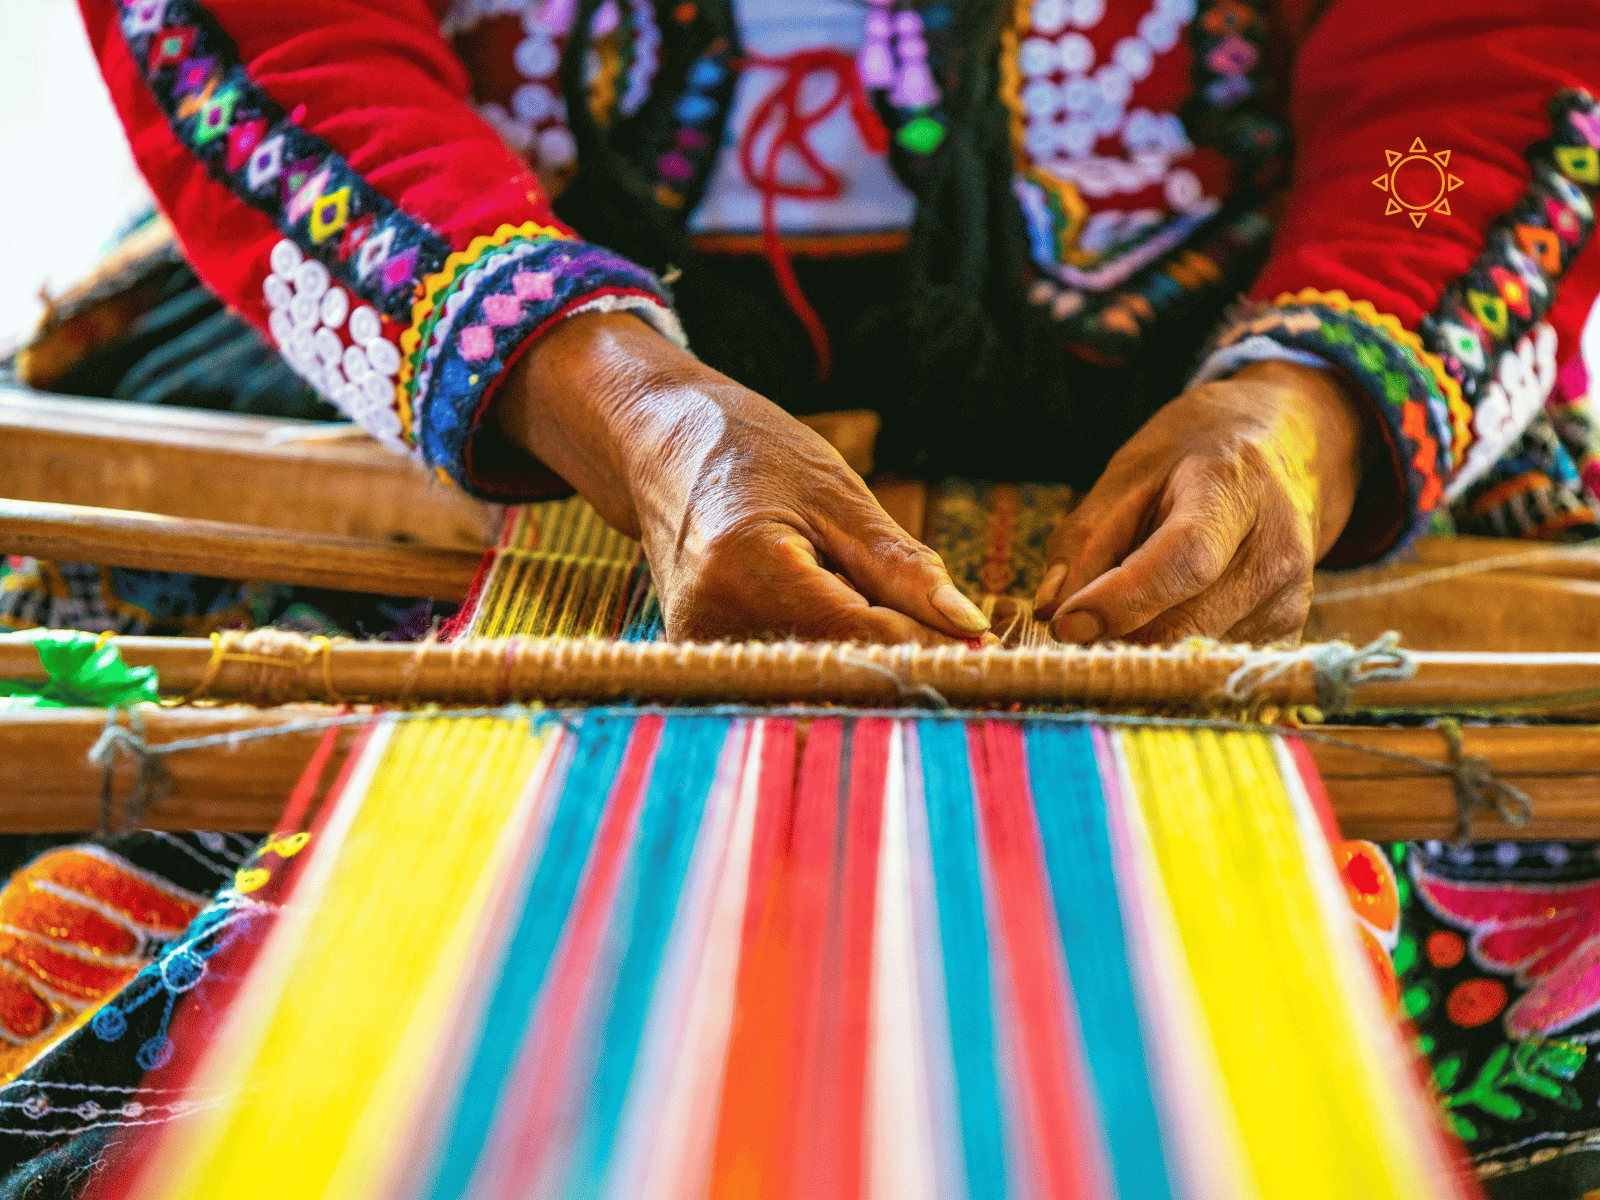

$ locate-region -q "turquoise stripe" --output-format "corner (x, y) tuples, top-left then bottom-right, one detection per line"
(425, 712), (634, 1199)
(1024, 723), (1173, 1200)
(565, 716), (728, 1198)
(918, 718), (1008, 1200)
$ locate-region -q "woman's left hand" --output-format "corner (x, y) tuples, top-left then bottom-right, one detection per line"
(1033, 358), (1369, 646)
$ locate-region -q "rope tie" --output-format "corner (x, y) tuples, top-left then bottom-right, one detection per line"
(1222, 632), (1416, 712)
(181, 631), (344, 705)
(69, 702), (1545, 843)
(88, 709), (171, 836)
(1434, 717), (1533, 847)
(840, 652), (951, 710)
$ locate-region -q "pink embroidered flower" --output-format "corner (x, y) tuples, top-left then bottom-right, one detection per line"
(1414, 858), (1600, 1038)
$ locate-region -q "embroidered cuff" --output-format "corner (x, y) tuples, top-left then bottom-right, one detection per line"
(1189, 337), (1334, 387)
(398, 227), (684, 501)
(1209, 292), (1464, 565)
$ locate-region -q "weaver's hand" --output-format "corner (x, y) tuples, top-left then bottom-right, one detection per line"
(1033, 359), (1366, 646)
(493, 312), (988, 645)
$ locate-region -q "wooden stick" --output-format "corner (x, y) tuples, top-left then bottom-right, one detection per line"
(0, 387), (500, 551)
(5, 629), (1600, 714)
(0, 705), (356, 833)
(1307, 569), (1600, 653)
(0, 499), (481, 600)
(1, 704), (1592, 840)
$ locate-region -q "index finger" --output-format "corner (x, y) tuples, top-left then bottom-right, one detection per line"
(1050, 503), (1250, 643)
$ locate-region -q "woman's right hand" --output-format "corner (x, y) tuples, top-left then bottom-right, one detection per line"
(491, 311), (990, 645)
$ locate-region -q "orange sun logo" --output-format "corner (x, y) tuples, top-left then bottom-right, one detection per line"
(1373, 137), (1463, 228)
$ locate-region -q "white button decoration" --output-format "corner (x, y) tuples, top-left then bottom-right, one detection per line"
(1005, 0), (1213, 224)
(1058, 32), (1094, 73)
(1113, 37), (1154, 81)
(263, 274), (293, 310)
(1022, 79), (1062, 118)
(343, 345), (373, 381)
(319, 287), (349, 330)
(260, 239), (408, 452)
(513, 34), (559, 79)
(314, 326), (344, 366)
(365, 337), (401, 377)
(1030, 0), (1067, 35)
(290, 292), (320, 327)
(1069, 0), (1104, 27)
(292, 259), (330, 300)
(348, 306), (382, 346)
(361, 373), (394, 407)
(511, 82), (556, 123)
(1020, 37), (1057, 77)
(538, 127), (577, 168)
(269, 239), (303, 277)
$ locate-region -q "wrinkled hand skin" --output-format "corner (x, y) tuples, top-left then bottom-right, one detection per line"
(1033, 359), (1366, 647)
(494, 311), (991, 645)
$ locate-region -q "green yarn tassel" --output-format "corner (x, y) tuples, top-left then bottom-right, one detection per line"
(0, 632), (160, 710)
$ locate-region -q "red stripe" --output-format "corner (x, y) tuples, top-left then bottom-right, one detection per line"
(797, 717), (888, 1200)
(1286, 736), (1344, 845)
(971, 721), (1105, 1200)
(709, 718), (841, 1200)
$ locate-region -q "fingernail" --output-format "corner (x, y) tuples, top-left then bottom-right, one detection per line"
(1034, 562), (1068, 611)
(1054, 609), (1103, 644)
(929, 583), (990, 634)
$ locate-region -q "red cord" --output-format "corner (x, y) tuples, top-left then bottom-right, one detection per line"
(735, 48), (889, 384)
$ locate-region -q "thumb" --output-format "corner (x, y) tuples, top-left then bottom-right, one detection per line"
(814, 504), (991, 638)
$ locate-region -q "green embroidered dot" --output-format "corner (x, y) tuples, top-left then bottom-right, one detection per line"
(1403, 985), (1431, 1018)
(1391, 843), (1407, 862)
(1322, 323), (1353, 345)
(1417, 1034), (1435, 1055)
(896, 116), (946, 155)
(1384, 373), (1409, 404)
(1393, 934), (1417, 975)
(1450, 1114), (1477, 1141)
(1356, 342), (1385, 371)
(1397, 875), (1411, 906)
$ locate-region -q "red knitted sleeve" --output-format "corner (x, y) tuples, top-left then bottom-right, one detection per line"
(79, 0), (682, 498)
(1207, 0), (1600, 562)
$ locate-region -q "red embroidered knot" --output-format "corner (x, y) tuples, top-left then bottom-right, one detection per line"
(735, 47), (889, 384)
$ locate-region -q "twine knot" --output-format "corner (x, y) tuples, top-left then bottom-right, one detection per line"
(1434, 717), (1533, 846)
(87, 712), (169, 835)
(1223, 631), (1415, 712)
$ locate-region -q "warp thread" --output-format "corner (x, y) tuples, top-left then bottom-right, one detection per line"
(1313, 539), (1600, 604)
(1221, 632), (1416, 712)
(1433, 717), (1533, 847)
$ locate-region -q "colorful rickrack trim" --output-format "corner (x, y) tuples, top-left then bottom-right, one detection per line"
(115, 0), (450, 320)
(399, 221), (573, 445)
(1274, 288), (1468, 468)
(1420, 89), (1600, 461)
(412, 238), (681, 497)
(1212, 301), (1449, 541)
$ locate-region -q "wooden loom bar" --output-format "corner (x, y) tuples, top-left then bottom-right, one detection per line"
(0, 388), (501, 551)
(1, 705), (1594, 840)
(4, 631), (1600, 714)
(0, 499), (481, 600)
